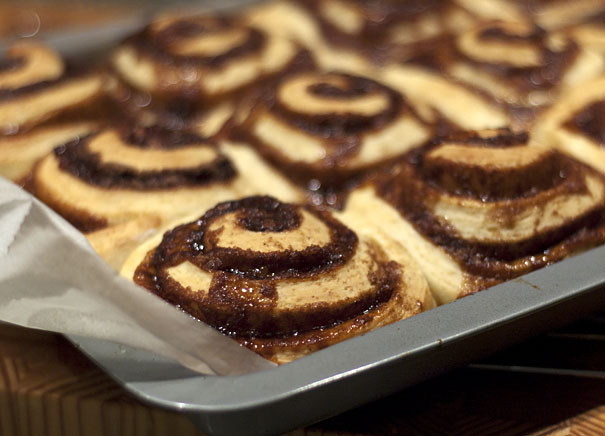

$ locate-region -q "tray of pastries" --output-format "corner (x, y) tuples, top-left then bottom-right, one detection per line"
(1, 0), (605, 435)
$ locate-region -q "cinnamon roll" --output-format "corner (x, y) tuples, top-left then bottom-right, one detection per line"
(0, 42), (104, 181)
(533, 75), (605, 175)
(122, 196), (434, 363)
(250, 0), (533, 70)
(106, 83), (238, 140)
(343, 129), (605, 304)
(562, 9), (605, 57)
(452, 0), (603, 32)
(244, 0), (374, 74)
(273, 1), (485, 65)
(110, 13), (309, 104)
(230, 71), (430, 205)
(393, 20), (603, 128)
(458, 1), (605, 58)
(31, 125), (301, 234)
(525, 0), (605, 32)
(381, 63), (511, 132)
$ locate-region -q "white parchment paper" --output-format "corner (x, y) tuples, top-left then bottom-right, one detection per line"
(0, 177), (275, 375)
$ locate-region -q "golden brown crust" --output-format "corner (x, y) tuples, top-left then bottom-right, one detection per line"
(87, 215), (162, 271)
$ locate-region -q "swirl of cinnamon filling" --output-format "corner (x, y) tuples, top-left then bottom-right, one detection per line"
(232, 71), (430, 194)
(299, 0), (450, 47)
(111, 13), (302, 102)
(0, 42), (104, 181)
(345, 129), (605, 304)
(422, 20), (602, 126)
(294, 0), (485, 58)
(567, 17), (605, 58)
(32, 125), (242, 232)
(0, 42), (103, 133)
(533, 75), (605, 175)
(526, 0), (605, 31)
(455, 22), (575, 103)
(125, 195), (433, 363)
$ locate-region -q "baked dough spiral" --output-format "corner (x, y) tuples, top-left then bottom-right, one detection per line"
(288, 0), (512, 63)
(250, 0), (536, 70)
(231, 71), (430, 203)
(561, 7), (605, 57)
(398, 20), (603, 128)
(461, 1), (605, 56)
(123, 195), (434, 363)
(525, 0), (605, 32)
(111, 13), (304, 103)
(343, 129), (605, 304)
(0, 42), (104, 181)
(381, 63), (510, 132)
(533, 75), (605, 175)
(31, 125), (301, 233)
(445, 0), (604, 33)
(295, 0), (460, 59)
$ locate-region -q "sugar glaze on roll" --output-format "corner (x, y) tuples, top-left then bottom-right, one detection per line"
(344, 129), (605, 304)
(123, 196), (434, 363)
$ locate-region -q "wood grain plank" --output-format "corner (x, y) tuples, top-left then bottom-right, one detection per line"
(0, 322), (603, 436)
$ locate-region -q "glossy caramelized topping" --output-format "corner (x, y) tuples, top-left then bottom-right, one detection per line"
(133, 196), (404, 339)
(54, 125), (236, 190)
(376, 129), (605, 281)
(565, 100), (605, 147)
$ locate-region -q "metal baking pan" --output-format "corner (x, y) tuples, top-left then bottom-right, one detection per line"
(4, 6), (605, 435)
(68, 244), (605, 436)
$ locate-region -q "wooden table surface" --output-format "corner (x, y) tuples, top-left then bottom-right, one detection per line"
(0, 319), (603, 436)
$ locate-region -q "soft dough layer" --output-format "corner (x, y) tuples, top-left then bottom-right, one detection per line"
(343, 129), (605, 304)
(111, 13), (303, 102)
(231, 70), (430, 198)
(122, 196), (434, 363)
(384, 19), (603, 130)
(533, 75), (605, 175)
(0, 42), (105, 181)
(31, 125), (302, 267)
